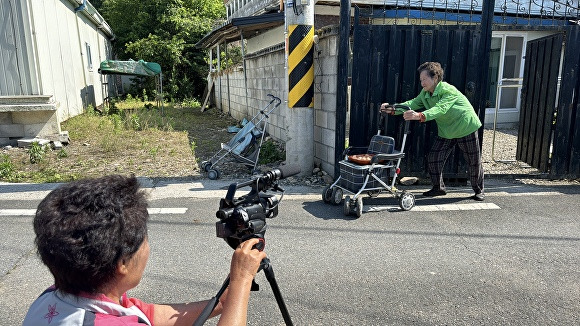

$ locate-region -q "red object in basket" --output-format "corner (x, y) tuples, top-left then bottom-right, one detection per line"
(347, 154), (374, 165)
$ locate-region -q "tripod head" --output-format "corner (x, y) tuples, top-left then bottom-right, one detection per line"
(215, 165), (301, 250)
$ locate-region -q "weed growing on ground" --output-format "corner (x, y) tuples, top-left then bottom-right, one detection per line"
(0, 154), (14, 179)
(57, 149), (68, 159)
(258, 139), (285, 164)
(29, 142), (47, 164)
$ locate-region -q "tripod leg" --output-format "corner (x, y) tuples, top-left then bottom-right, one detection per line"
(193, 276), (230, 326)
(260, 258), (294, 326)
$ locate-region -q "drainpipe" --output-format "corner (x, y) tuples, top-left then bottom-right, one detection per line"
(217, 44), (222, 112)
(225, 40), (231, 115)
(240, 32), (250, 117)
(75, 0), (89, 111)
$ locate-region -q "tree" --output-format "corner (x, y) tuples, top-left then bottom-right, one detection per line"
(100, 0), (225, 101)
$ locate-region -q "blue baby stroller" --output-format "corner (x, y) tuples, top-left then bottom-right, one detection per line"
(322, 105), (416, 217)
(201, 94), (281, 180)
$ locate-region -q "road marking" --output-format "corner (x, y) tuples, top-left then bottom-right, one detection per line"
(0, 209), (36, 216)
(0, 208), (188, 216)
(147, 208), (188, 214)
(366, 202), (501, 212)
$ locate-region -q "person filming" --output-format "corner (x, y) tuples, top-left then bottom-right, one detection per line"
(23, 174), (266, 326)
(380, 61), (484, 201)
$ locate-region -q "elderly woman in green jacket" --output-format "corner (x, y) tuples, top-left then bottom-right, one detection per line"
(381, 62), (484, 201)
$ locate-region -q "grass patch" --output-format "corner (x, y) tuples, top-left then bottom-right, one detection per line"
(0, 100), (239, 183)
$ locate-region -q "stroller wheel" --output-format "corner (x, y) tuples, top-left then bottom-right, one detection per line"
(331, 187), (343, 205)
(203, 162), (213, 172)
(343, 196), (351, 216)
(398, 191), (415, 211)
(354, 196), (363, 217)
(200, 161), (208, 170)
(208, 169), (220, 180)
(322, 186), (333, 203)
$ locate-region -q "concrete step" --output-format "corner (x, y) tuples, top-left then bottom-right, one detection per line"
(0, 103), (57, 112)
(0, 95), (54, 105)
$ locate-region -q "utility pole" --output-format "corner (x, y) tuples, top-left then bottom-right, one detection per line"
(284, 0), (314, 176)
(334, 0), (351, 178)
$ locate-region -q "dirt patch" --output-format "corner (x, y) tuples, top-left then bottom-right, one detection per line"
(1, 107), (254, 182)
(1, 107), (577, 186)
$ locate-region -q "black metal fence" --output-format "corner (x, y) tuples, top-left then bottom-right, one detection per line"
(347, 1), (580, 178)
(358, 1), (579, 26)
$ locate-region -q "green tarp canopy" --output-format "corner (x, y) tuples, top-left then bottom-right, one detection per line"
(98, 59), (161, 76)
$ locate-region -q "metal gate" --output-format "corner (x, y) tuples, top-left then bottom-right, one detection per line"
(551, 26), (580, 177)
(517, 26), (580, 177)
(348, 6), (579, 179)
(517, 33), (563, 173)
(349, 21), (490, 178)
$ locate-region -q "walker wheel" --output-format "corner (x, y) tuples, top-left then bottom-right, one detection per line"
(322, 185), (333, 203)
(398, 191), (415, 211)
(343, 196), (351, 216)
(208, 169), (220, 180)
(331, 187), (343, 205)
(354, 196), (364, 218)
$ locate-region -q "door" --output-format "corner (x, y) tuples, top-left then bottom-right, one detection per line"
(517, 33), (563, 172)
(486, 34), (526, 125)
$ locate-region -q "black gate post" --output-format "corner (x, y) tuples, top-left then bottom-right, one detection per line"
(476, 0), (495, 126)
(334, 0), (351, 178)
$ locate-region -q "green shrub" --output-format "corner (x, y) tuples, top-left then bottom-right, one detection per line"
(258, 139), (284, 164)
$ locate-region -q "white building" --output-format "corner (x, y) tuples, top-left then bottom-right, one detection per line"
(0, 0), (114, 146)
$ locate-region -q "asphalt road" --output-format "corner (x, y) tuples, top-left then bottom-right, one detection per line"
(1, 178), (579, 325)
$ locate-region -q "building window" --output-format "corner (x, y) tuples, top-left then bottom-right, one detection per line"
(86, 42), (93, 70)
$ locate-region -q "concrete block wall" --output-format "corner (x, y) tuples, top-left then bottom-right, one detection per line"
(313, 30), (340, 175)
(214, 46), (287, 142)
(212, 27), (341, 176)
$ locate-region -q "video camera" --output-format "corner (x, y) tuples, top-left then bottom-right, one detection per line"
(215, 165), (301, 250)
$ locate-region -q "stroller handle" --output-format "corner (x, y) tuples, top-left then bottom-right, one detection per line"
(267, 94), (282, 107)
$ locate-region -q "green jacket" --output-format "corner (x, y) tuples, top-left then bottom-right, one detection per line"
(400, 81), (482, 139)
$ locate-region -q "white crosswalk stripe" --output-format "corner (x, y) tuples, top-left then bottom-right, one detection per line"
(366, 202), (501, 212)
(0, 208), (188, 216)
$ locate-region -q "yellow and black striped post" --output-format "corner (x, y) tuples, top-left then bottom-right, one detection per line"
(287, 25), (314, 108)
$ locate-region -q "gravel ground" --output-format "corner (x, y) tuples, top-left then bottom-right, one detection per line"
(481, 127), (540, 175)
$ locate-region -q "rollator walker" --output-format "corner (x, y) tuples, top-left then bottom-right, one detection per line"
(322, 105), (416, 217)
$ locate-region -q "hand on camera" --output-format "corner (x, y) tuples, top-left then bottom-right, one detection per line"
(230, 238), (267, 281)
(380, 103), (395, 115)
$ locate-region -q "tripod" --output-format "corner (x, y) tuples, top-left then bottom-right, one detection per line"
(192, 257), (293, 326)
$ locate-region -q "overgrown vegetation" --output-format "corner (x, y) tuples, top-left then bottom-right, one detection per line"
(0, 99), (196, 183)
(0, 97), (285, 183)
(97, 0), (227, 101)
(258, 139), (285, 164)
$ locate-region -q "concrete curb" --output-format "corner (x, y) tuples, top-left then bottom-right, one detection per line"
(1, 177), (577, 202)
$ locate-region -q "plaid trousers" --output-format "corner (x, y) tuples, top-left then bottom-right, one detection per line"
(427, 131), (484, 194)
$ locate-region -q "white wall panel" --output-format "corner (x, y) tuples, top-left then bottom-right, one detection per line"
(0, 0), (35, 95)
